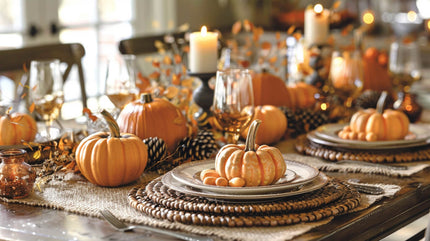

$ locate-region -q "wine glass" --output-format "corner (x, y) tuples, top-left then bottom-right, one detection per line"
(105, 54), (138, 117)
(389, 40), (421, 112)
(328, 50), (363, 120)
(28, 59), (64, 140)
(212, 68), (254, 144)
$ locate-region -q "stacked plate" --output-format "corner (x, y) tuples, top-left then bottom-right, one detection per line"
(161, 159), (328, 200)
(307, 123), (430, 151)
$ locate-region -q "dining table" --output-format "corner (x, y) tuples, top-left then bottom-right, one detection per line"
(1, 117), (430, 241)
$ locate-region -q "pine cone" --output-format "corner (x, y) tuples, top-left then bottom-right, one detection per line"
(143, 137), (167, 166)
(279, 106), (297, 131)
(294, 108), (329, 134)
(176, 137), (193, 159)
(355, 90), (394, 109)
(176, 131), (218, 161)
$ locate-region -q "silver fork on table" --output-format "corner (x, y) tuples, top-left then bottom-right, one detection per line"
(100, 210), (213, 241)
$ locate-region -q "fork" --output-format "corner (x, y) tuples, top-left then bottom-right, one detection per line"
(100, 210), (213, 241)
(346, 180), (385, 195)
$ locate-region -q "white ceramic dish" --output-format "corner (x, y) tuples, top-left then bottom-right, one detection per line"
(170, 159), (319, 195)
(314, 123), (430, 147)
(162, 171), (329, 201)
(307, 130), (430, 150)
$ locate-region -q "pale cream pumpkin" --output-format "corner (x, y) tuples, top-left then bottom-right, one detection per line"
(215, 120), (286, 187)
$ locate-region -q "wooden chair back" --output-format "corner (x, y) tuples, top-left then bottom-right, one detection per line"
(119, 32), (187, 55)
(0, 43), (88, 108)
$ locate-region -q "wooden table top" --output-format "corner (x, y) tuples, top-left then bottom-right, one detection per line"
(1, 135), (430, 241)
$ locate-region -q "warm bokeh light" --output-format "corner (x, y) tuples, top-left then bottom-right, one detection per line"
(406, 104), (413, 112)
(201, 26), (207, 35)
(321, 103), (328, 111)
(362, 11), (375, 25)
(407, 11), (417, 22)
(314, 4), (323, 14)
(426, 20), (430, 31)
(333, 56), (344, 66)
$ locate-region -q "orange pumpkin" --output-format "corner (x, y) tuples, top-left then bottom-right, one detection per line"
(241, 105), (287, 145)
(339, 92), (410, 141)
(215, 120), (286, 187)
(362, 48), (392, 91)
(252, 72), (293, 107)
(287, 82), (318, 109)
(0, 113), (37, 145)
(75, 110), (148, 187)
(117, 93), (188, 153)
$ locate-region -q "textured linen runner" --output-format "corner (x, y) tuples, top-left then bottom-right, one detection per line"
(0, 167), (401, 241)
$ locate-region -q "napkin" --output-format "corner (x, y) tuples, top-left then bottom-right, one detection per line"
(284, 153), (430, 177)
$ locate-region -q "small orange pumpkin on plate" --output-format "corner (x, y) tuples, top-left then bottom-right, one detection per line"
(338, 91), (410, 141)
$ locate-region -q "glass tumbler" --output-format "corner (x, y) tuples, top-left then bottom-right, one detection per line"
(0, 149), (36, 199)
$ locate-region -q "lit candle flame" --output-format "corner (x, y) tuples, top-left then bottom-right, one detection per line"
(314, 4), (323, 14)
(407, 11), (417, 22)
(201, 26), (207, 36)
(362, 11), (375, 25)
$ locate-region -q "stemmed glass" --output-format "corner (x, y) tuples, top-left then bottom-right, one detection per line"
(28, 59), (64, 140)
(328, 50), (363, 120)
(389, 40), (421, 108)
(105, 54), (138, 117)
(212, 69), (254, 144)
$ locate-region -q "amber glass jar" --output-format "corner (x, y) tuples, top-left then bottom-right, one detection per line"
(0, 149), (36, 199)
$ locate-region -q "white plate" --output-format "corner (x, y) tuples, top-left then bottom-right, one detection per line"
(162, 171), (328, 201)
(170, 159), (320, 195)
(307, 130), (430, 150)
(314, 123), (430, 147)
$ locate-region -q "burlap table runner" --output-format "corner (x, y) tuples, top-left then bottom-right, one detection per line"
(0, 164), (401, 241)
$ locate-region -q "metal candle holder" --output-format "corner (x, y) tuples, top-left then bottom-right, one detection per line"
(188, 72), (216, 128)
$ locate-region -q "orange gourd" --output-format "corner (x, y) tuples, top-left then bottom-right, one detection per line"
(75, 110), (148, 187)
(0, 113), (37, 145)
(241, 105), (287, 145)
(339, 92), (409, 141)
(117, 93), (188, 153)
(215, 120), (286, 187)
(287, 82), (318, 109)
(252, 72), (293, 107)
(362, 48), (392, 91)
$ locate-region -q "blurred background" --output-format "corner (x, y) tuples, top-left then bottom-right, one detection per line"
(1, 0), (430, 120)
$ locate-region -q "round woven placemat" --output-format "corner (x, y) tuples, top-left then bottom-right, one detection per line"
(296, 135), (430, 163)
(128, 177), (360, 227)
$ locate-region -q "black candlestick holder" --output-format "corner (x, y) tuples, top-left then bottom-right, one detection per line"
(188, 72), (216, 128)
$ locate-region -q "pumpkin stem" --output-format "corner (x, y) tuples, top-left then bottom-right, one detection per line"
(376, 91), (388, 114)
(245, 119), (262, 152)
(100, 110), (121, 138)
(140, 93), (153, 104)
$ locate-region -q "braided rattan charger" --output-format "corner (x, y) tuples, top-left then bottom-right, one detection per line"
(128, 177), (360, 227)
(296, 135), (430, 163)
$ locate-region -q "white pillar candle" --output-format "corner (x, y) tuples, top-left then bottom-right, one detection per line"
(304, 4), (330, 47)
(189, 26), (218, 73)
